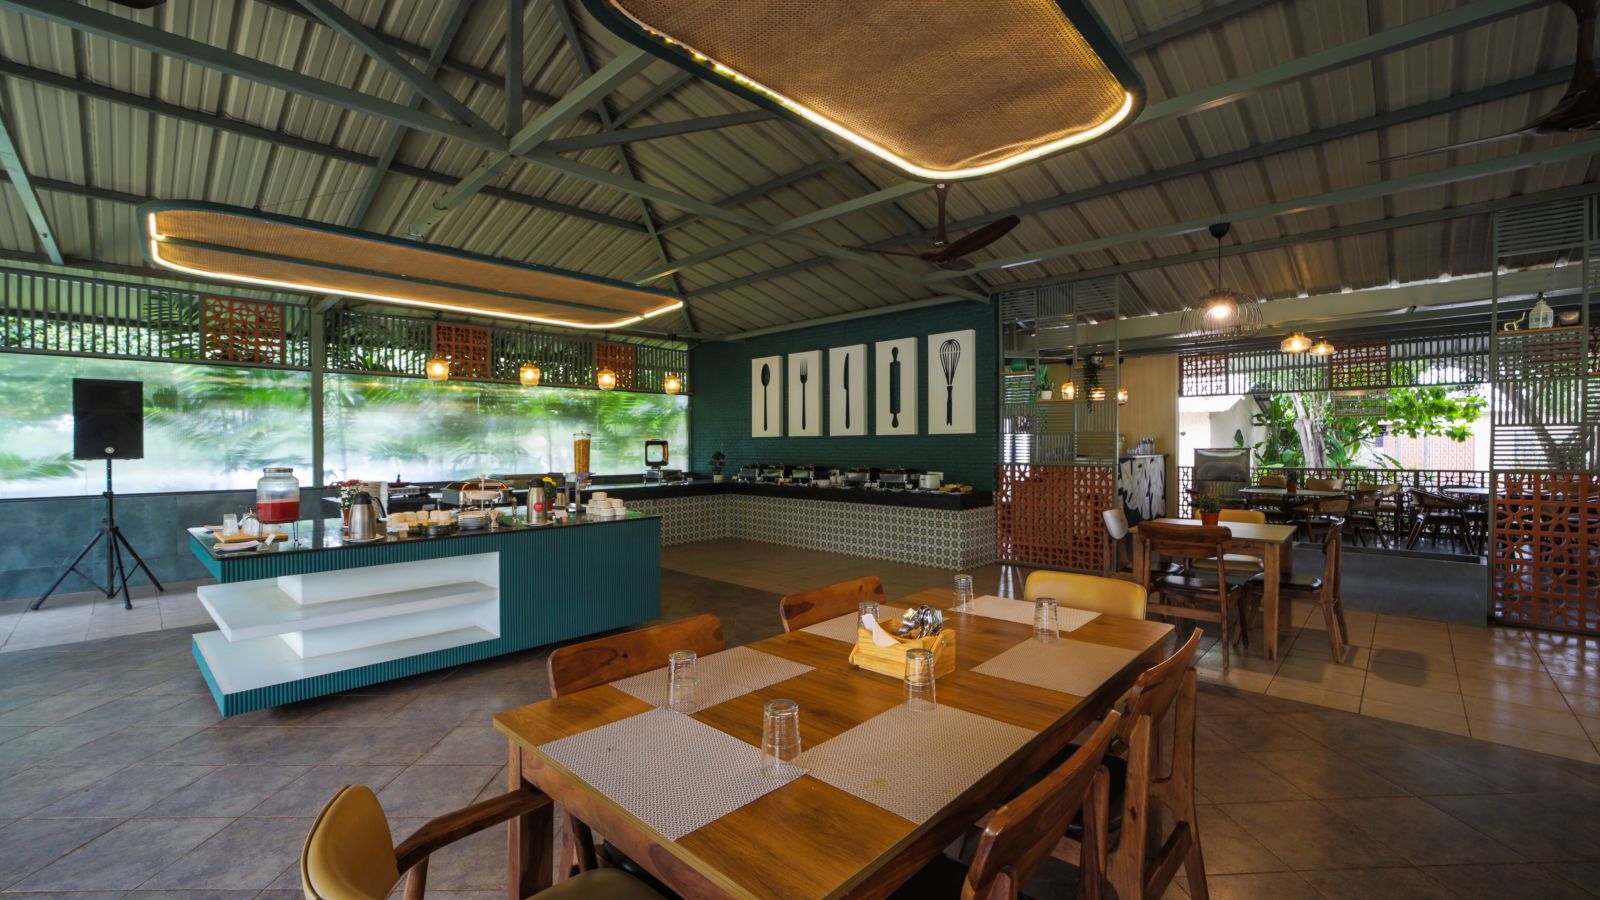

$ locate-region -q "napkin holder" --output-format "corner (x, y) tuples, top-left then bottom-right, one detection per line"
(849, 623), (956, 679)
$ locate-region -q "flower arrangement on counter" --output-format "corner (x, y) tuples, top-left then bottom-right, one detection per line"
(330, 479), (368, 511)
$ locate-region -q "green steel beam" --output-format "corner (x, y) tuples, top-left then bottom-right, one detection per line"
(726, 294), (978, 339)
(0, 0), (501, 152)
(1122, 0), (1280, 53)
(407, 47), (653, 239)
(0, 94), (61, 265)
(541, 111), (774, 153)
(655, 159), (841, 235)
(611, 71), (696, 126)
(932, 138), (1600, 282)
(505, 0), (525, 136)
(290, 0), (496, 135)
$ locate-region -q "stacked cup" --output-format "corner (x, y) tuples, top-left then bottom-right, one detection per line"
(667, 650), (699, 713)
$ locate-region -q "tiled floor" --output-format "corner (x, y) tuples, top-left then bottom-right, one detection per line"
(1, 556), (1599, 898)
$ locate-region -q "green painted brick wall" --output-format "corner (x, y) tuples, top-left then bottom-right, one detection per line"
(690, 302), (999, 490)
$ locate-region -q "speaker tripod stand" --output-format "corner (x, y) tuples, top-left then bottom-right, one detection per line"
(33, 459), (164, 611)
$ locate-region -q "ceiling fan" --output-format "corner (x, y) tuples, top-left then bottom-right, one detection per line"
(857, 183), (1020, 271)
(1373, 0), (1598, 163)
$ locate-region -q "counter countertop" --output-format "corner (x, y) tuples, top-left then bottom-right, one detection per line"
(188, 511), (657, 561)
(590, 479), (993, 509)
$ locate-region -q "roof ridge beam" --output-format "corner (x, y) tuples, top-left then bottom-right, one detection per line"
(541, 110), (774, 153)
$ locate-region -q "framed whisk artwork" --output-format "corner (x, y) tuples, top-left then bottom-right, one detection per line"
(927, 329), (976, 434)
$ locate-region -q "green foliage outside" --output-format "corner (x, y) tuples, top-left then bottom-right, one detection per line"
(1245, 386), (1486, 470)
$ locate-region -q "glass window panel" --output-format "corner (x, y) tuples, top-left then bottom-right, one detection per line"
(0, 354), (313, 498)
(323, 374), (688, 481)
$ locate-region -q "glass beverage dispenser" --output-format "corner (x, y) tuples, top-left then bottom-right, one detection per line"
(255, 466), (301, 545)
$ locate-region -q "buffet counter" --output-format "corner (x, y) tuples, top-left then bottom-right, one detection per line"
(185, 513), (660, 715)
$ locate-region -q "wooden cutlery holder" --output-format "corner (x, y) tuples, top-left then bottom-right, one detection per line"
(849, 626), (956, 679)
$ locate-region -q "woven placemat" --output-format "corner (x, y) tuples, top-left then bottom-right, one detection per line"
(800, 606), (908, 643)
(959, 595), (1098, 633)
(612, 646), (813, 710)
(803, 704), (1035, 824)
(538, 708), (803, 841)
(972, 638), (1140, 698)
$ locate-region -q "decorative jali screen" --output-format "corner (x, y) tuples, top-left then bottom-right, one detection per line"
(994, 278), (1119, 572)
(1489, 199), (1599, 633)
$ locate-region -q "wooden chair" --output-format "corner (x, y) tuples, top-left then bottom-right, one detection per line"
(547, 615), (725, 879)
(1345, 488), (1388, 548)
(1051, 629), (1209, 900)
(1304, 477), (1345, 492)
(1200, 509), (1266, 575)
(1142, 522), (1248, 671)
(299, 784), (663, 900)
(1404, 488), (1475, 553)
(778, 576), (886, 632)
(1248, 523), (1349, 662)
(1024, 570), (1148, 619)
(1104, 509), (1183, 583)
(1361, 482), (1402, 537)
(1255, 474), (1286, 489)
(896, 712), (1121, 900)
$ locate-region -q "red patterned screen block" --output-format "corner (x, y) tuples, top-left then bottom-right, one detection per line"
(596, 341), (638, 389)
(201, 296), (284, 364)
(1492, 471), (1600, 634)
(1329, 341), (1390, 390)
(433, 322), (492, 380)
(995, 464), (1115, 572)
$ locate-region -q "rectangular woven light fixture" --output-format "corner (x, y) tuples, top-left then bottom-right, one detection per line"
(583, 0), (1145, 181)
(140, 202), (683, 330)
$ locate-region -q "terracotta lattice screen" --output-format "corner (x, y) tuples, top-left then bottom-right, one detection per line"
(595, 341), (638, 389)
(995, 464), (1114, 571)
(1491, 472), (1600, 632)
(433, 322), (493, 380)
(202, 296), (284, 364)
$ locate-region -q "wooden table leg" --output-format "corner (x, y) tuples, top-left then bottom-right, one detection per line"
(1262, 542), (1281, 661)
(507, 742), (553, 900)
(1132, 534), (1150, 592)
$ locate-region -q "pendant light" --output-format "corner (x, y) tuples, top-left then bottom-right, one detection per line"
(1309, 338), (1336, 357)
(663, 372), (683, 395)
(1062, 378), (1076, 401)
(596, 367), (618, 391)
(1182, 222), (1261, 340)
(1280, 332), (1313, 354)
(518, 363), (542, 387)
(1089, 386), (1107, 403)
(425, 356), (451, 382)
(1117, 385), (1129, 405)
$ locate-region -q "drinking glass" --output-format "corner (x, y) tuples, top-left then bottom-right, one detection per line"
(858, 600), (881, 629)
(953, 573), (974, 610)
(1034, 597), (1061, 643)
(761, 699), (804, 777)
(667, 650), (699, 714)
(905, 648), (937, 712)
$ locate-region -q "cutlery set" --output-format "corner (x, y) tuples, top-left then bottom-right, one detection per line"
(756, 337), (966, 434)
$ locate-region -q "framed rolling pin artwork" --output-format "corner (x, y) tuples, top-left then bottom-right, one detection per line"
(787, 349), (823, 436)
(874, 337), (917, 436)
(751, 355), (783, 437)
(828, 344), (866, 436)
(927, 328), (976, 434)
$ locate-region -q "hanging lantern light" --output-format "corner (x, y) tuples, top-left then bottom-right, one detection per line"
(1181, 222), (1261, 340)
(663, 372), (683, 395)
(1309, 338), (1336, 357)
(1089, 386), (1107, 403)
(1117, 385), (1129, 405)
(596, 367), (618, 391)
(518, 362), (542, 387)
(1061, 378), (1076, 401)
(425, 356), (451, 382)
(1280, 332), (1313, 354)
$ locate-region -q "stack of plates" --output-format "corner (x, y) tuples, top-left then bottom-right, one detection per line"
(458, 511), (489, 530)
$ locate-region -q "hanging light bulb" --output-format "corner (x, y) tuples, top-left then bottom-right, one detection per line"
(1309, 338), (1336, 356)
(663, 372), (683, 395)
(518, 362), (542, 387)
(1117, 385), (1129, 405)
(1202, 291), (1239, 322)
(425, 356), (451, 382)
(1062, 379), (1076, 401)
(596, 367), (618, 390)
(1280, 332), (1313, 354)
(1182, 222), (1261, 340)
(1089, 386), (1107, 403)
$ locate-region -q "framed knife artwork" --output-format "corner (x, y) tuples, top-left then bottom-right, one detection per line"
(927, 329), (976, 434)
(828, 344), (866, 436)
(874, 337), (917, 436)
(786, 350), (822, 436)
(750, 355), (783, 437)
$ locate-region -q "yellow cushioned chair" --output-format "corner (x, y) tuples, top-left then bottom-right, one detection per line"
(1024, 570), (1148, 619)
(1207, 508), (1266, 572)
(301, 785), (663, 900)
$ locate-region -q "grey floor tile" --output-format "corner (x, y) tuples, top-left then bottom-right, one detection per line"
(1218, 801), (1410, 870)
(0, 766), (122, 818)
(415, 725), (509, 766)
(8, 817), (229, 891)
(1195, 753), (1310, 804)
(32, 764), (217, 818)
(1321, 797), (1525, 866)
(1200, 871), (1322, 899)
(1247, 749), (1408, 799)
(0, 817), (121, 888)
(1420, 863), (1598, 899)
(247, 765), (405, 818)
(143, 765), (310, 818)
(68, 724), (206, 763)
(322, 725), (453, 766)
(1298, 866), (1459, 900)
(139, 817), (312, 891)
(58, 694), (188, 729)
(1426, 793), (1600, 863)
(375, 765), (500, 819)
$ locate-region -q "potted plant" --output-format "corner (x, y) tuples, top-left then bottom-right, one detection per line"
(1285, 473), (1300, 496)
(1037, 369), (1052, 401)
(1193, 494), (1222, 527)
(709, 451), (727, 482)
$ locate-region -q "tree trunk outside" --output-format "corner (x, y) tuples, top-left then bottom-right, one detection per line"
(1290, 392), (1329, 469)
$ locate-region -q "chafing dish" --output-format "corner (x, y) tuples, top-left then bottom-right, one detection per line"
(843, 466), (877, 488)
(442, 478), (514, 507)
(789, 465), (826, 484)
(736, 464), (762, 483)
(758, 464), (787, 484)
(877, 468), (917, 491)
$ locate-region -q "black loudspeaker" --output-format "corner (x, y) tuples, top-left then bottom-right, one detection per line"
(73, 378), (144, 460)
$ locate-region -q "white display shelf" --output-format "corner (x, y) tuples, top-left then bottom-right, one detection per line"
(197, 579), (498, 642)
(193, 626), (496, 695)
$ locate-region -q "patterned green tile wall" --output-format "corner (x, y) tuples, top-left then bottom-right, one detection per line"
(690, 302), (999, 490)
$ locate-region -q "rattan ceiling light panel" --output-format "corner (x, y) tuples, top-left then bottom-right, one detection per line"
(582, 0), (1144, 181)
(140, 202), (682, 330)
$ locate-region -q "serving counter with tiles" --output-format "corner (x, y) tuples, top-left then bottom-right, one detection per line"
(603, 481), (996, 569)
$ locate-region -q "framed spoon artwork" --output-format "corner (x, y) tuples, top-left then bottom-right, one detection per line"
(874, 337), (917, 436)
(786, 349), (822, 436)
(828, 344), (866, 436)
(750, 355), (783, 437)
(927, 329), (976, 434)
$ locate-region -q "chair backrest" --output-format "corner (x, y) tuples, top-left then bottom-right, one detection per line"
(301, 785), (400, 900)
(1217, 508), (1265, 524)
(1305, 477), (1344, 491)
(1024, 571), (1147, 619)
(1139, 521), (1232, 561)
(963, 712), (1120, 900)
(1119, 629), (1201, 742)
(1318, 522), (1342, 587)
(1256, 474), (1286, 488)
(1407, 487), (1464, 511)
(548, 614), (725, 697)
(1102, 508), (1130, 541)
(1349, 488), (1379, 512)
(778, 577), (886, 633)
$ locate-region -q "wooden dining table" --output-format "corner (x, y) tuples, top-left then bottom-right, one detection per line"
(1131, 517), (1300, 661)
(493, 586), (1173, 899)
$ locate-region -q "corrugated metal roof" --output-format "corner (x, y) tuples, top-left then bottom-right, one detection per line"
(0, 0), (1594, 336)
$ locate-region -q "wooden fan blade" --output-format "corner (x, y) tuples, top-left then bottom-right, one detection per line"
(1368, 129), (1532, 164)
(931, 215), (1022, 262)
(938, 257), (977, 272)
(848, 246), (932, 259)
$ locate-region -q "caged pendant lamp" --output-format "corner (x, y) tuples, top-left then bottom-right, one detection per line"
(1182, 222), (1261, 341)
(580, 0), (1145, 181)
